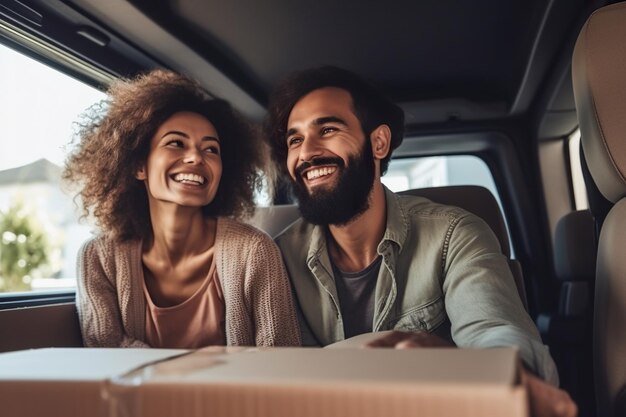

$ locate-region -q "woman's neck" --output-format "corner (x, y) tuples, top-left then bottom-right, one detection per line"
(145, 204), (217, 266)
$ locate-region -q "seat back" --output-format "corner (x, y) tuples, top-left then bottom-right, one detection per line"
(248, 204), (301, 238)
(573, 4), (626, 415)
(0, 303), (83, 352)
(399, 185), (527, 310)
(536, 210), (596, 416)
(553, 210), (596, 317)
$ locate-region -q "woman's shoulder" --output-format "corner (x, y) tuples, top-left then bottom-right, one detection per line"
(79, 233), (142, 261)
(218, 217), (271, 239)
(217, 217), (276, 251)
(215, 217), (284, 280)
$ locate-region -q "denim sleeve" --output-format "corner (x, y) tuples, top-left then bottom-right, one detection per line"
(441, 213), (559, 386)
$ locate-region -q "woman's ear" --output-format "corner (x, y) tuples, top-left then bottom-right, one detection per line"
(135, 166), (147, 180)
(370, 124), (392, 160)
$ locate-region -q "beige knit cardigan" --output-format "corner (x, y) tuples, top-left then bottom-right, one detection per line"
(76, 217), (301, 347)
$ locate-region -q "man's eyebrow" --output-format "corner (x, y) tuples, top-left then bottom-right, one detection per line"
(286, 127), (298, 139)
(313, 116), (347, 127)
(286, 116), (348, 139)
(161, 130), (220, 142)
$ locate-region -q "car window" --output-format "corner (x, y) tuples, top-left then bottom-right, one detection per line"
(382, 155), (514, 256)
(0, 42), (104, 293)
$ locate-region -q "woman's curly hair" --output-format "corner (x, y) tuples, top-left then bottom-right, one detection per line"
(63, 69), (264, 241)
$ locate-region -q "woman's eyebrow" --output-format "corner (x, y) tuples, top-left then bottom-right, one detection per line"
(202, 136), (220, 143)
(161, 131), (220, 143)
(161, 130), (189, 139)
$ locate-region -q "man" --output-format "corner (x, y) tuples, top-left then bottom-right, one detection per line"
(264, 66), (575, 416)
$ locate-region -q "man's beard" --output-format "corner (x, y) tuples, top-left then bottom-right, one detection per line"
(292, 141), (376, 226)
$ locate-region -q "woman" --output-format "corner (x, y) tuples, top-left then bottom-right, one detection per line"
(63, 69), (300, 348)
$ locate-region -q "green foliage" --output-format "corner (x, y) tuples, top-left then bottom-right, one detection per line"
(0, 203), (49, 292)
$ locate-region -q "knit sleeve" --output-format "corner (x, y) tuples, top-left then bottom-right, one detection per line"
(245, 233), (302, 347)
(76, 237), (148, 348)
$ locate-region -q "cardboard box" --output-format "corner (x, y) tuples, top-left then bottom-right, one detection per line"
(0, 346), (527, 417)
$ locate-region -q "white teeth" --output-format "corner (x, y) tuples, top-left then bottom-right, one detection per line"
(173, 173), (205, 185)
(306, 167), (336, 180)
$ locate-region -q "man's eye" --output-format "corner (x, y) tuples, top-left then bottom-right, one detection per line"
(321, 126), (337, 135)
(288, 137), (303, 147)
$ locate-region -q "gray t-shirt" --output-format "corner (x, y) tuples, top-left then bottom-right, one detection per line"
(332, 256), (382, 338)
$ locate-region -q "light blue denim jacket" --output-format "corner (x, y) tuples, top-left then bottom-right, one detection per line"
(276, 186), (558, 384)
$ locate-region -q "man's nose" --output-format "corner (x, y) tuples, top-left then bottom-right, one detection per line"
(298, 137), (324, 162)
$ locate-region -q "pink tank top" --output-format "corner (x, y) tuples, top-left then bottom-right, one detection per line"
(143, 252), (226, 348)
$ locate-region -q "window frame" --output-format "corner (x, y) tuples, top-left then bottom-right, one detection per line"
(0, 3), (154, 308)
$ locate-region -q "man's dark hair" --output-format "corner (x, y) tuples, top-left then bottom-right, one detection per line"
(263, 66), (405, 176)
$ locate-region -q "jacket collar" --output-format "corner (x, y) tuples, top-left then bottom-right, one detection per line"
(380, 185), (408, 252)
(305, 185), (409, 264)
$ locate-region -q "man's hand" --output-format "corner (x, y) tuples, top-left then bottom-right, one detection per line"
(522, 367), (577, 417)
(364, 330), (453, 348)
(364, 330), (578, 417)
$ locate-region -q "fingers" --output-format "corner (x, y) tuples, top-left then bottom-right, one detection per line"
(395, 340), (420, 349)
(552, 396), (578, 417)
(364, 331), (453, 348)
(365, 331), (413, 348)
(524, 368), (578, 417)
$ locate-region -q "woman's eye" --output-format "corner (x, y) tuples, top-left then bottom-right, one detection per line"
(166, 139), (184, 147)
(205, 146), (220, 155)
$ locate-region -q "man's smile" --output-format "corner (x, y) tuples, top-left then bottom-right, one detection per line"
(295, 157), (344, 188)
(302, 166), (337, 182)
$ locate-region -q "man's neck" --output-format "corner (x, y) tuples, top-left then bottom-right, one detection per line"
(327, 182), (387, 272)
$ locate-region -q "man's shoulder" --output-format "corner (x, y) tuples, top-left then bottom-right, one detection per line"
(390, 191), (499, 252)
(393, 192), (471, 223)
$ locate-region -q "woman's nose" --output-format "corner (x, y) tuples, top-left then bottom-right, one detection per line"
(183, 147), (203, 164)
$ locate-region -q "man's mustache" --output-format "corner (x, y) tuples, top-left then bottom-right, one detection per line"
(295, 157), (345, 177)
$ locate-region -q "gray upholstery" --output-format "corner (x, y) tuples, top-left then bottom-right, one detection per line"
(553, 210), (595, 317)
(248, 204), (301, 238)
(595, 201), (626, 416)
(554, 210), (596, 279)
(572, 3), (626, 415)
(573, 2), (626, 204)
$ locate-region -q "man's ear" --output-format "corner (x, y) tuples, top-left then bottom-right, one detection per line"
(135, 165), (147, 180)
(370, 124), (392, 160)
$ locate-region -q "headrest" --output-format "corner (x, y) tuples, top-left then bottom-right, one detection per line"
(573, 2), (626, 203)
(248, 204), (301, 238)
(553, 210), (597, 281)
(400, 185), (510, 257)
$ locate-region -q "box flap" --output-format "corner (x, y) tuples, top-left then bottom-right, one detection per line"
(0, 348), (187, 380)
(115, 346), (520, 387)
